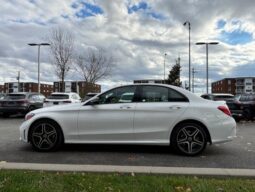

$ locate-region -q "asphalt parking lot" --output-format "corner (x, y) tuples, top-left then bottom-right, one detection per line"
(0, 116), (255, 169)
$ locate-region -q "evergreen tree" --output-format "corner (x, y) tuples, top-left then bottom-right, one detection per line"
(166, 57), (182, 87)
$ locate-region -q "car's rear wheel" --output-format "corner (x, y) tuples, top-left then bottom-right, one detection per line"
(171, 123), (207, 156)
(29, 120), (63, 152)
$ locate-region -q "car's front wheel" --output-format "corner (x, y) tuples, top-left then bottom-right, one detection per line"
(171, 123), (207, 156)
(29, 120), (63, 152)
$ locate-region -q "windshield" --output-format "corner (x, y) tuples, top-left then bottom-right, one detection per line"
(47, 94), (69, 99)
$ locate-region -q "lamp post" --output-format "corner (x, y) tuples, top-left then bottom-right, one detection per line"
(28, 43), (50, 93)
(163, 53), (167, 83)
(196, 42), (219, 94)
(183, 21), (191, 91)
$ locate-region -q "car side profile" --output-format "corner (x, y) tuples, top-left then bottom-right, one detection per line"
(0, 92), (45, 117)
(20, 84), (236, 156)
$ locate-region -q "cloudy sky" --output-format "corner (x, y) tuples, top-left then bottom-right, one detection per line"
(0, 0), (255, 93)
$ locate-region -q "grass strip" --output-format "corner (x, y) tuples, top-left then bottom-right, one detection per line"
(0, 170), (255, 192)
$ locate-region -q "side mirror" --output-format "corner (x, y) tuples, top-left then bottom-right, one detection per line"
(86, 97), (99, 105)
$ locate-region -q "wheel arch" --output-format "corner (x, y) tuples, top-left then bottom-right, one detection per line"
(28, 118), (65, 143)
(170, 119), (212, 144)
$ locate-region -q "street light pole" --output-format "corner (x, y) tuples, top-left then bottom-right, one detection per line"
(183, 21), (191, 91)
(28, 43), (50, 94)
(163, 53), (167, 83)
(196, 42), (219, 94)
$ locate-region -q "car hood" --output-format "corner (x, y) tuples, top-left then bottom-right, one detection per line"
(31, 103), (83, 114)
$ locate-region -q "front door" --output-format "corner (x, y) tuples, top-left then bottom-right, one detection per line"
(77, 85), (137, 143)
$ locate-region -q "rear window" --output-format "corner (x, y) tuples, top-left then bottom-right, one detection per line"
(48, 94), (69, 99)
(6, 94), (26, 100)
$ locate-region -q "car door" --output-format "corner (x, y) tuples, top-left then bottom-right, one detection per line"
(77, 85), (137, 143)
(134, 85), (189, 144)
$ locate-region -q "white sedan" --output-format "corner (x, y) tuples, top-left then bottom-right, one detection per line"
(20, 84), (236, 156)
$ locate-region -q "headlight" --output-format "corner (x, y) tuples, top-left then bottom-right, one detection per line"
(25, 113), (35, 121)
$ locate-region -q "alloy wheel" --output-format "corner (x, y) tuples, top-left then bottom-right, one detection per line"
(31, 123), (58, 150)
(176, 125), (205, 155)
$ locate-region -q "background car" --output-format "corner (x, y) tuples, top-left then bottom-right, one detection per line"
(226, 94), (255, 121)
(0, 92), (45, 117)
(201, 93), (234, 101)
(226, 95), (243, 122)
(44, 92), (81, 107)
(20, 84), (236, 156)
(238, 94), (255, 121)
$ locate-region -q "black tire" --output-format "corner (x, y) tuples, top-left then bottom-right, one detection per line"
(171, 123), (207, 156)
(243, 108), (252, 121)
(29, 119), (63, 152)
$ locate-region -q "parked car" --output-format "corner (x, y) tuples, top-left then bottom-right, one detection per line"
(201, 93), (234, 101)
(44, 92), (81, 107)
(238, 94), (255, 121)
(0, 92), (45, 117)
(20, 84), (236, 156)
(82, 92), (99, 102)
(226, 95), (243, 122)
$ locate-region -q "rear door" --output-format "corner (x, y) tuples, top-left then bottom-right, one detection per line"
(134, 85), (189, 144)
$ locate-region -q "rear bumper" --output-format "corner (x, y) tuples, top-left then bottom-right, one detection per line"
(210, 117), (236, 144)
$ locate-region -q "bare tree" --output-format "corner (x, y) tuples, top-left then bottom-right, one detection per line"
(48, 27), (74, 92)
(76, 48), (115, 84)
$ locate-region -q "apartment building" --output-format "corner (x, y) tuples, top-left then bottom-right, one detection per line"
(212, 77), (255, 94)
(4, 82), (53, 96)
(53, 81), (101, 97)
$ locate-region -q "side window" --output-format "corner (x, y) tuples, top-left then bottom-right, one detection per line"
(31, 95), (39, 101)
(168, 88), (189, 102)
(141, 86), (168, 102)
(99, 86), (136, 104)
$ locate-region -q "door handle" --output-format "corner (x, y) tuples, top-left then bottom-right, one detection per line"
(169, 106), (181, 110)
(120, 105), (131, 109)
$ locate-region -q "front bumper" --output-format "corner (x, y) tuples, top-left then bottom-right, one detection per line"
(0, 106), (28, 114)
(19, 120), (30, 143)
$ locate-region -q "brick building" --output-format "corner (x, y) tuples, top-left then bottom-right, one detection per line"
(53, 81), (101, 97)
(4, 82), (53, 96)
(0, 84), (4, 93)
(212, 77), (255, 95)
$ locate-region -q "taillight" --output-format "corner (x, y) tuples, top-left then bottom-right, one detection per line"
(218, 106), (231, 116)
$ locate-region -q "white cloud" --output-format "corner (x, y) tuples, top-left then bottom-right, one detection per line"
(0, 0), (255, 95)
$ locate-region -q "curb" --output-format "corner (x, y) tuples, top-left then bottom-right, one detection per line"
(1, 162), (255, 177)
